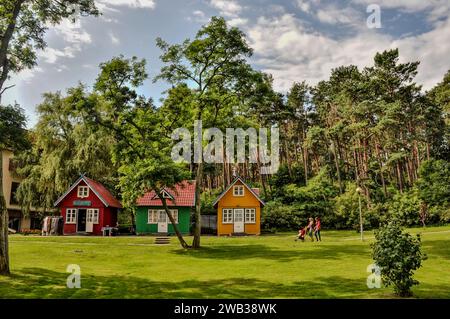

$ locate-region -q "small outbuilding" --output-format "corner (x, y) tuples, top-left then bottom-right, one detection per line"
(213, 176), (265, 236)
(54, 175), (122, 236)
(135, 180), (195, 235)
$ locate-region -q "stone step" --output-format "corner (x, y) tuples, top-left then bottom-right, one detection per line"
(155, 237), (171, 244)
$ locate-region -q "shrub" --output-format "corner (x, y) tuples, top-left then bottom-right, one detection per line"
(388, 190), (421, 226)
(261, 201), (302, 231)
(372, 221), (427, 297)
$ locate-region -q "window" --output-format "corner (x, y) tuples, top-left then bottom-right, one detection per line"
(222, 209), (233, 224)
(66, 209), (77, 224)
(148, 209), (178, 224)
(245, 208), (256, 224)
(87, 209), (99, 224)
(148, 209), (158, 224)
(77, 186), (89, 198)
(10, 182), (20, 205)
(233, 185), (244, 196)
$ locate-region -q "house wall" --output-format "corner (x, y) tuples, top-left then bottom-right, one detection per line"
(135, 206), (191, 235)
(2, 150), (44, 231)
(2, 150), (21, 211)
(59, 180), (109, 235)
(217, 180), (261, 235)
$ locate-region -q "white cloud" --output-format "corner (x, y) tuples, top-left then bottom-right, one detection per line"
(51, 19), (92, 45)
(228, 17), (248, 27)
(352, 0), (450, 22)
(109, 32), (120, 45)
(39, 47), (75, 64)
(209, 0), (242, 18)
(246, 13), (450, 92)
(96, 0), (156, 11)
(316, 6), (363, 25)
(188, 10), (210, 23)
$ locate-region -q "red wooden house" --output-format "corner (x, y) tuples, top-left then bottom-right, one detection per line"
(54, 175), (122, 236)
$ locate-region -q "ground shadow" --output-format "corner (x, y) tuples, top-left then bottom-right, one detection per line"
(1, 267), (379, 299)
(170, 243), (371, 262)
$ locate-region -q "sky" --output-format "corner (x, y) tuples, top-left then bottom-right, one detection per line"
(3, 0), (450, 128)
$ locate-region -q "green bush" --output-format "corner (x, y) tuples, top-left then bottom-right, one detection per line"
(372, 221), (427, 297)
(261, 201), (301, 231)
(388, 190), (421, 226)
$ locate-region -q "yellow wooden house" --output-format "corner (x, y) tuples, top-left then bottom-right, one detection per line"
(213, 176), (265, 236)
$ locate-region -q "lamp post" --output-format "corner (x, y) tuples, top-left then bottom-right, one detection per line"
(356, 186), (364, 241)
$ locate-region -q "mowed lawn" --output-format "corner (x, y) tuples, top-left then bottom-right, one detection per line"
(1, 226), (449, 299)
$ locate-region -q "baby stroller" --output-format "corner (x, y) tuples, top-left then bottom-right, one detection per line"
(295, 227), (307, 241)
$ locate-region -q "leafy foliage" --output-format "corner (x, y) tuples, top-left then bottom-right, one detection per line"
(372, 221), (427, 297)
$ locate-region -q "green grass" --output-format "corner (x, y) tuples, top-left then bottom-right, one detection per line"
(1, 225), (450, 299)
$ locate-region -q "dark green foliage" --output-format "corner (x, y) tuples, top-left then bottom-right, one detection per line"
(372, 221), (427, 297)
(261, 201), (299, 231)
(416, 159), (450, 208)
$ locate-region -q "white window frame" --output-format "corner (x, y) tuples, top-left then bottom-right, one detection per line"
(77, 186), (89, 198)
(222, 208), (233, 224)
(245, 208), (256, 224)
(148, 209), (158, 224)
(66, 208), (77, 224)
(87, 209), (99, 224)
(168, 209), (178, 224)
(148, 209), (179, 224)
(233, 185), (244, 197)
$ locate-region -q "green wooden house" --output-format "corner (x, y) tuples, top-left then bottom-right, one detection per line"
(135, 180), (195, 235)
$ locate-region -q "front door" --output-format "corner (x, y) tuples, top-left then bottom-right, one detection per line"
(77, 209), (86, 232)
(158, 210), (168, 233)
(233, 209), (244, 233)
(86, 209), (94, 233)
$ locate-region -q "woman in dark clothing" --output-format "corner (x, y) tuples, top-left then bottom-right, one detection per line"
(314, 217), (322, 242)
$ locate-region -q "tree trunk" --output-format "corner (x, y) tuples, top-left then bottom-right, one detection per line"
(396, 161), (403, 193)
(0, 152), (10, 275)
(159, 192), (190, 249)
(0, 0), (24, 100)
(331, 140), (343, 194)
(192, 162), (203, 248)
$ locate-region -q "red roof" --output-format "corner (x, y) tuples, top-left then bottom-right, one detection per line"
(84, 177), (122, 208)
(136, 180), (196, 207)
(54, 176), (122, 208)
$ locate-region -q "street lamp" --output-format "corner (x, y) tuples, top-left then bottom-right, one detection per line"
(356, 186), (364, 241)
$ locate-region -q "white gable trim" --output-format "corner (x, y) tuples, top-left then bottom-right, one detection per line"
(152, 189), (174, 200)
(53, 176), (109, 207)
(212, 176), (265, 207)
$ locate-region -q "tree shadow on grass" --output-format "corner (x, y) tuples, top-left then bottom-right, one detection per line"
(1, 267), (379, 299)
(170, 243), (371, 262)
(422, 239), (450, 261)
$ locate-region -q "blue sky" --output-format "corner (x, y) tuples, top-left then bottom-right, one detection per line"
(3, 0), (450, 128)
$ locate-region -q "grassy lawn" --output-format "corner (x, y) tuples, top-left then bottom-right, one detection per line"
(1, 225), (449, 299)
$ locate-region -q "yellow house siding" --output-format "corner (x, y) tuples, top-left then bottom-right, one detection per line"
(216, 180), (262, 235)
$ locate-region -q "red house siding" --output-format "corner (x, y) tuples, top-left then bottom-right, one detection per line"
(58, 180), (118, 236)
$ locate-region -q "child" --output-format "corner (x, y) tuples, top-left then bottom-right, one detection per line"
(295, 227), (307, 241)
(307, 217), (315, 242)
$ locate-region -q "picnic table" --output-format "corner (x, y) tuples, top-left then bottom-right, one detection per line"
(101, 226), (118, 236)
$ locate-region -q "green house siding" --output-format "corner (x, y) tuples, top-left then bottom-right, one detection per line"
(135, 206), (191, 234)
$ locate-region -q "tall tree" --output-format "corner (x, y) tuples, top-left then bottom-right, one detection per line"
(155, 17), (255, 248)
(15, 86), (117, 214)
(85, 56), (191, 248)
(0, 0), (98, 101)
(0, 103), (29, 275)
